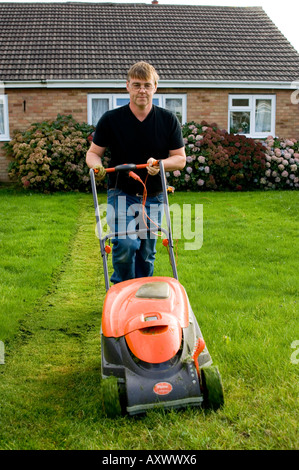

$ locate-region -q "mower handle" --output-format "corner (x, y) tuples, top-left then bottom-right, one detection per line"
(94, 161), (159, 174)
(90, 159), (178, 290)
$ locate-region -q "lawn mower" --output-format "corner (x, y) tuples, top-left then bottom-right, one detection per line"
(90, 161), (224, 416)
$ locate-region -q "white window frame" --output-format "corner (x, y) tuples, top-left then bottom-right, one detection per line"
(228, 94), (276, 138)
(0, 94), (10, 141)
(87, 94), (112, 126)
(87, 93), (187, 126)
(159, 94), (187, 124)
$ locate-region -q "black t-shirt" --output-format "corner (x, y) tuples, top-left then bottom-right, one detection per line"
(92, 104), (184, 194)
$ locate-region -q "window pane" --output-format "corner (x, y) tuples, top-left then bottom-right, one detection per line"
(165, 98), (183, 124)
(115, 97), (130, 107)
(152, 98), (159, 106)
(230, 111), (250, 134)
(92, 98), (109, 126)
(255, 99), (272, 133)
(232, 98), (249, 107)
(0, 102), (4, 134)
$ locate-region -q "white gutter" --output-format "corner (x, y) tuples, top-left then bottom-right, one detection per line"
(3, 79), (298, 89)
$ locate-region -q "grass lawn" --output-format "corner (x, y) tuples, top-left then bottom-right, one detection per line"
(0, 188), (298, 450)
(0, 187), (83, 344)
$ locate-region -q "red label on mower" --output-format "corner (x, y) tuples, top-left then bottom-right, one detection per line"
(153, 382), (173, 396)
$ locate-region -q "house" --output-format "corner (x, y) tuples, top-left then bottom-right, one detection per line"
(1, 1), (299, 182)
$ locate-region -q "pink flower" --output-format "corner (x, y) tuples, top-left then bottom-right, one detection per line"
(184, 174), (191, 182)
(281, 171), (289, 178)
(186, 166), (193, 174)
(173, 170), (181, 177)
(197, 179), (205, 186)
(197, 156), (205, 163)
(204, 166), (210, 174)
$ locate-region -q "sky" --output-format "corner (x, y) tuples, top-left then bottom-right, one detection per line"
(1, 0), (299, 53)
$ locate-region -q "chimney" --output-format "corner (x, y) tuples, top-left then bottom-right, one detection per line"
(152, 1), (159, 4)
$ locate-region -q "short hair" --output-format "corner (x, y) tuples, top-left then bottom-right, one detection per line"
(127, 61), (159, 85)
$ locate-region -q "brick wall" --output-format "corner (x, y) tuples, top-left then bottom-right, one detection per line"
(1, 87), (299, 182)
(0, 88), (90, 182)
(185, 88), (299, 138)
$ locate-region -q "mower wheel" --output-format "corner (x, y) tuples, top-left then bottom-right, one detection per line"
(101, 376), (122, 418)
(200, 366), (224, 411)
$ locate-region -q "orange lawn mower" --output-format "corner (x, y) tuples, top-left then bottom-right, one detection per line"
(90, 161), (224, 416)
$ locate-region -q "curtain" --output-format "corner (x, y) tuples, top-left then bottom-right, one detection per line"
(165, 98), (183, 124)
(255, 99), (271, 133)
(92, 99), (109, 126)
(0, 102), (4, 134)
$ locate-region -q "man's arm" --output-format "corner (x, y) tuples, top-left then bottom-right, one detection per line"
(147, 147), (186, 175)
(86, 142), (106, 168)
(164, 147), (186, 171)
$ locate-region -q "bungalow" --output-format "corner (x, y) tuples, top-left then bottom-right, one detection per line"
(1, 1), (299, 182)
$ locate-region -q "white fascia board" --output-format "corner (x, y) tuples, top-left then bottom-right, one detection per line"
(46, 80), (126, 88)
(158, 80), (298, 89)
(3, 80), (126, 89)
(4, 81), (48, 88)
(3, 79), (297, 89)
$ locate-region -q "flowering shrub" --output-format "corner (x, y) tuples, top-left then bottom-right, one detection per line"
(6, 114), (95, 192)
(259, 136), (299, 190)
(5, 115), (298, 192)
(167, 121), (267, 191)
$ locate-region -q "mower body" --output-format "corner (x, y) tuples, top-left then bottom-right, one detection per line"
(101, 276), (211, 415)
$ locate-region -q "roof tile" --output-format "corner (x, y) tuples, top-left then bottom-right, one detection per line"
(0, 2), (299, 82)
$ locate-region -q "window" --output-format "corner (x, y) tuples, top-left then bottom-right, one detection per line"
(0, 95), (9, 141)
(88, 93), (187, 126)
(228, 94), (276, 138)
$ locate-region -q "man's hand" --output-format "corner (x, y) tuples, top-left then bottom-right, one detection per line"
(93, 164), (106, 181)
(147, 158), (159, 176)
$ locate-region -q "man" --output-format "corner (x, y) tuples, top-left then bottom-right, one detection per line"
(86, 62), (186, 284)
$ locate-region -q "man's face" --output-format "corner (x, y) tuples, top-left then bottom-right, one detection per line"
(126, 77), (157, 108)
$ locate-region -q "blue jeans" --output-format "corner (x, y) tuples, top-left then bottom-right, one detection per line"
(106, 188), (164, 284)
